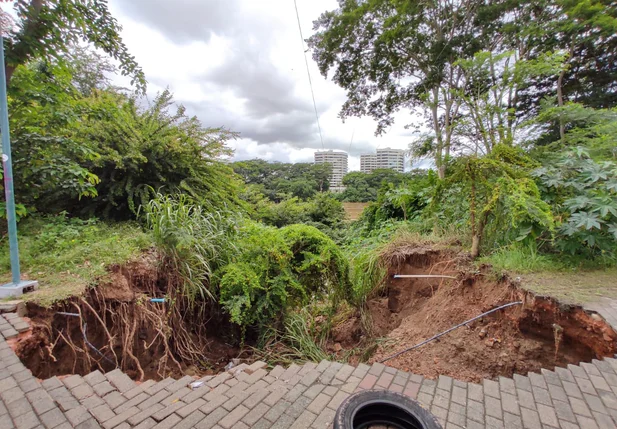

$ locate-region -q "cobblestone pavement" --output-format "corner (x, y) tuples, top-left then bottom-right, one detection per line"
(2, 311), (617, 428)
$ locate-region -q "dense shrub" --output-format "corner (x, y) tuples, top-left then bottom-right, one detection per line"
(215, 222), (350, 339)
(534, 148), (617, 257)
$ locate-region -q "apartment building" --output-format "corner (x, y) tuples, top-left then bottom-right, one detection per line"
(314, 150), (348, 188)
(360, 148), (405, 173)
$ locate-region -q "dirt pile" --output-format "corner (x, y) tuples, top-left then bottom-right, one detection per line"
(338, 247), (617, 383)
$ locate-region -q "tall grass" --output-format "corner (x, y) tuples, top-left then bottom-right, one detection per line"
(482, 244), (559, 273)
(142, 193), (239, 303)
(283, 310), (330, 362)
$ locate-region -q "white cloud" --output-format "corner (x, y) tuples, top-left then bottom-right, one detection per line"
(107, 0), (423, 171)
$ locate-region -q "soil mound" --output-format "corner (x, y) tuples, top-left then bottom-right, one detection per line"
(359, 247), (617, 382)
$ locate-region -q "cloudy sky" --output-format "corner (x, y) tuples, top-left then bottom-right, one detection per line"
(106, 0), (419, 171)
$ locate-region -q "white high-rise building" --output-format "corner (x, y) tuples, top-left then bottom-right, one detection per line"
(360, 148), (405, 173)
(377, 148), (405, 173)
(314, 150), (348, 188)
(360, 154), (377, 173)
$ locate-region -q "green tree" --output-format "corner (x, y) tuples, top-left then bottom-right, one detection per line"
(340, 169), (408, 202)
(72, 89), (241, 218)
(446, 145), (553, 258)
(7, 60), (100, 210)
(309, 0), (498, 178)
(1, 0), (145, 91)
(231, 160), (331, 201)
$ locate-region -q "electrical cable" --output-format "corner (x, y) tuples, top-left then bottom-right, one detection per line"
(293, 0), (325, 150)
(56, 312), (116, 366)
(379, 301), (524, 363)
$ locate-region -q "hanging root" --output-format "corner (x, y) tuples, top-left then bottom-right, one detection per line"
(553, 323), (564, 362)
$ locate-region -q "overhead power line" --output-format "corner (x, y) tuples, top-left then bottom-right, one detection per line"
(293, 0), (325, 150)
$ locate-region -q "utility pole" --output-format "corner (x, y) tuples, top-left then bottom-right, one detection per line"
(0, 35), (37, 298)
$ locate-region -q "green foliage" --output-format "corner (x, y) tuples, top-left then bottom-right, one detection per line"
(2, 0), (146, 91)
(244, 189), (346, 242)
(231, 159), (332, 201)
(7, 61), (101, 209)
(447, 145), (554, 256)
(361, 171), (434, 228)
(339, 169), (410, 203)
(143, 194), (239, 303)
(71, 89), (242, 218)
(482, 243), (559, 273)
(533, 103), (617, 159)
(0, 214), (151, 306)
(282, 309), (331, 362)
(534, 148), (617, 257)
(216, 222), (350, 339)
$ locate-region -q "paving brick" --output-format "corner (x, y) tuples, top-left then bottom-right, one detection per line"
(521, 407), (542, 429)
(244, 388), (270, 409)
(146, 378), (174, 395)
(201, 394), (228, 414)
(501, 391), (519, 415)
(102, 406), (140, 429)
(151, 413), (181, 429)
(105, 370), (135, 393)
(7, 397), (32, 418)
(485, 396), (502, 419)
(65, 405), (93, 426)
(466, 399), (484, 423)
(351, 363), (370, 379)
(63, 374), (85, 389)
(92, 381), (116, 397)
(40, 376), (61, 391)
(75, 419), (102, 429)
(269, 366), (285, 379)
(246, 361), (267, 374)
(310, 407), (335, 429)
(264, 400), (292, 422)
(39, 408), (69, 429)
(375, 372), (394, 388)
(164, 375), (194, 393)
(12, 410), (40, 429)
(151, 401), (186, 422)
(218, 404), (249, 428)
(84, 371), (107, 386)
(195, 406), (227, 429)
(368, 363), (385, 377)
(289, 409), (317, 429)
(358, 374), (377, 390)
(326, 390), (348, 410)
(483, 379), (501, 399)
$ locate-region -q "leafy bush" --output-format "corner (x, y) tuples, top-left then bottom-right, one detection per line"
(215, 222), (350, 339)
(73, 90), (242, 219)
(534, 148), (617, 257)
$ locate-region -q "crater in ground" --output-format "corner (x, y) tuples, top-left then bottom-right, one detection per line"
(11, 245), (617, 385)
(331, 247), (617, 383)
(14, 254), (244, 381)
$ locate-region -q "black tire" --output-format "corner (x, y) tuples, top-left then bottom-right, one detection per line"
(333, 390), (443, 429)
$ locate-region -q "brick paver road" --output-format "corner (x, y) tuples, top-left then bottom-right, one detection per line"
(2, 310), (617, 428)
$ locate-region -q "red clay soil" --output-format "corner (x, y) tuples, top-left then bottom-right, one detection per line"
(335, 248), (617, 383)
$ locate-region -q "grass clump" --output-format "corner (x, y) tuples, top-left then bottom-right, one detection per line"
(0, 214), (151, 306)
(143, 193), (239, 303)
(481, 244), (560, 273)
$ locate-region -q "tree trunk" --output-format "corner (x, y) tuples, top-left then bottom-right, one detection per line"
(557, 68), (566, 144)
(471, 234), (481, 259)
